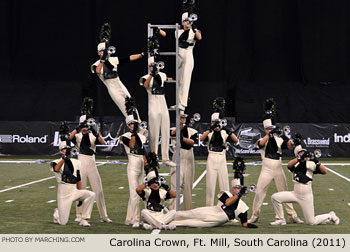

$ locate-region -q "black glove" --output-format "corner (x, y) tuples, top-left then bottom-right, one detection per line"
(62, 153), (70, 161)
(281, 133), (289, 142)
(89, 127), (99, 137)
(161, 184), (170, 191)
(299, 151), (309, 161)
(130, 122), (139, 135)
(150, 65), (158, 76)
(146, 177), (157, 187)
(311, 157), (320, 165)
(153, 27), (160, 36)
(77, 201), (83, 207)
(211, 121), (220, 130)
(191, 23), (198, 32)
(292, 132), (303, 146)
(75, 122), (84, 133)
(100, 49), (108, 62)
(237, 186), (247, 198)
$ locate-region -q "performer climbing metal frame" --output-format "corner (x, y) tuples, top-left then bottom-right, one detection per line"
(147, 23), (181, 210)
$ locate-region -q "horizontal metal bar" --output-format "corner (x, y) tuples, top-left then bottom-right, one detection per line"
(160, 52), (177, 56)
(149, 24), (178, 29)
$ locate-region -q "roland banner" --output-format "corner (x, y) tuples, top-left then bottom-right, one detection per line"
(0, 121), (349, 157)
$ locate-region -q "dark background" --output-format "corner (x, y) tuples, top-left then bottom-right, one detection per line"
(1, 0), (350, 123)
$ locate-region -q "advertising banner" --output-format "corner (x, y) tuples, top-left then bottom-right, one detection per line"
(0, 120), (349, 158)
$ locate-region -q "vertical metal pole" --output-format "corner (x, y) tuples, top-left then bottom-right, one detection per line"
(175, 23), (180, 211)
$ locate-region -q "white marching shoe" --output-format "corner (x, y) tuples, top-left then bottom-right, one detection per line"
(75, 217), (82, 222)
(53, 208), (59, 224)
(290, 216), (304, 224)
(270, 219), (287, 226)
(248, 216), (259, 224)
(143, 223), (154, 230)
(163, 160), (176, 167)
(329, 211), (340, 225)
(79, 219), (91, 227)
(100, 217), (113, 223)
(132, 222), (140, 228)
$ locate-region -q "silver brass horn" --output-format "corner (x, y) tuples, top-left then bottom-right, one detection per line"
(249, 184), (257, 193)
(107, 46), (116, 55)
(188, 13), (198, 22)
(71, 146), (79, 156)
(157, 61), (165, 70)
(283, 125), (291, 135)
(140, 121), (148, 129)
(87, 118), (96, 127)
(220, 118), (227, 128)
(159, 176), (166, 185)
(314, 149), (322, 158)
(193, 113), (201, 122)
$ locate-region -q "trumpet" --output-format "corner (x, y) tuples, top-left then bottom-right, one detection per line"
(189, 113), (201, 126)
(193, 113), (201, 122)
(313, 149), (322, 158)
(159, 176), (166, 185)
(87, 118), (96, 127)
(157, 61), (165, 70)
(140, 121), (148, 129)
(71, 146), (79, 156)
(283, 125), (291, 135)
(107, 46), (116, 55)
(249, 184), (257, 193)
(219, 118), (227, 128)
(188, 13), (198, 22)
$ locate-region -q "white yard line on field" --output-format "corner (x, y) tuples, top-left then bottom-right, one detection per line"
(326, 167), (350, 182)
(0, 163), (106, 193)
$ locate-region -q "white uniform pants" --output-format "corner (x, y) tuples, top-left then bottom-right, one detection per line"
(178, 48), (194, 108)
(169, 148), (195, 210)
(57, 184), (95, 225)
(148, 94), (170, 161)
(271, 183), (331, 225)
(102, 77), (140, 120)
(125, 154), (144, 225)
(141, 209), (176, 229)
(172, 200), (249, 228)
(206, 151), (229, 206)
(76, 154), (108, 219)
(251, 158), (297, 220)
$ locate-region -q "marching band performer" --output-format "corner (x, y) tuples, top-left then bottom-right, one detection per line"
(91, 23), (144, 119)
(139, 57), (175, 167)
(200, 112), (239, 206)
(168, 113), (198, 210)
(270, 145), (340, 225)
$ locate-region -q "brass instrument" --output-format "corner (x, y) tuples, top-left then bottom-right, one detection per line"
(140, 121), (148, 129)
(107, 46), (116, 55)
(159, 176), (167, 185)
(283, 125), (291, 135)
(314, 149), (322, 158)
(188, 13), (198, 22)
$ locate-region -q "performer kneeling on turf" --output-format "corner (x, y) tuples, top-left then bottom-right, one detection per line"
(51, 141), (96, 227)
(270, 143), (340, 226)
(136, 153), (177, 230)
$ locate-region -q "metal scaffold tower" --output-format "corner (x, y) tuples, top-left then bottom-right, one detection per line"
(147, 23), (181, 210)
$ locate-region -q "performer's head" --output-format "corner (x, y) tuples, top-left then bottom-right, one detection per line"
(180, 114), (188, 126)
(126, 115), (139, 133)
(211, 112), (221, 131)
(263, 118), (275, 133)
(97, 42), (107, 59)
(59, 141), (72, 157)
(294, 145), (308, 162)
(182, 12), (191, 28)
